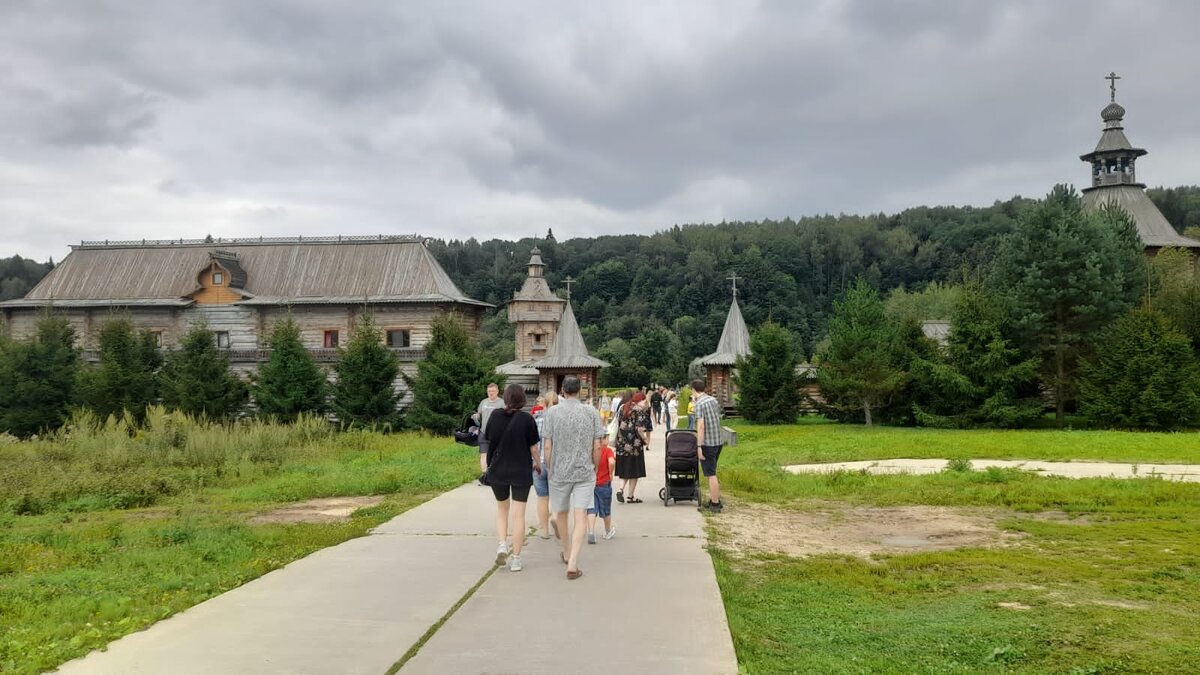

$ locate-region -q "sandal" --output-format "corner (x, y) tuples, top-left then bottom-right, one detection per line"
(628, 497), (643, 503)
(616, 490), (625, 503)
(567, 568), (583, 580)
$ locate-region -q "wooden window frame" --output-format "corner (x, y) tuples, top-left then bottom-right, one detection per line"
(212, 271), (224, 285)
(323, 329), (340, 349)
(215, 331), (230, 349)
(385, 328), (411, 349)
(149, 330), (164, 348)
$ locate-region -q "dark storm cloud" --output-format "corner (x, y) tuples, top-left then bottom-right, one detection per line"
(1, 1), (1199, 261)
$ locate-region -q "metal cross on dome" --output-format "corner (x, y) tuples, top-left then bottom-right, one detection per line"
(727, 272), (742, 298)
(562, 275), (575, 300)
(1106, 71), (1120, 102)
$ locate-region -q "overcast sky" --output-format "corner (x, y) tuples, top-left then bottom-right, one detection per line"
(3, 1), (1199, 262)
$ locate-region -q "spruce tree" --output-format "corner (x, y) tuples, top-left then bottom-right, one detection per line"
(160, 324), (247, 418)
(910, 285), (1042, 427)
(405, 313), (501, 434)
(75, 318), (161, 422)
(0, 315), (80, 436)
(990, 186), (1144, 425)
(817, 279), (911, 426)
(735, 321), (802, 423)
(1148, 246), (1200, 352)
(1079, 308), (1200, 430)
(252, 316), (327, 421)
(331, 313), (400, 427)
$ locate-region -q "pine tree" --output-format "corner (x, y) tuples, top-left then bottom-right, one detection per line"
(331, 313), (400, 428)
(405, 314), (502, 434)
(1148, 246), (1200, 352)
(1079, 308), (1200, 429)
(0, 315), (80, 436)
(817, 279), (911, 426)
(990, 186), (1145, 425)
(910, 285), (1042, 427)
(160, 324), (247, 418)
(735, 321), (802, 423)
(75, 318), (161, 422)
(252, 316), (327, 421)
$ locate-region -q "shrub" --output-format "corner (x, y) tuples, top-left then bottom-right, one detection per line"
(331, 313), (400, 428)
(735, 321), (803, 423)
(252, 316), (328, 421)
(404, 314), (501, 435)
(0, 315), (80, 436)
(1078, 308), (1200, 430)
(160, 324), (247, 418)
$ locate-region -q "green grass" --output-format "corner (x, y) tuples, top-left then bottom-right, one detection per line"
(728, 417), (1200, 465)
(0, 409), (476, 674)
(710, 419), (1200, 674)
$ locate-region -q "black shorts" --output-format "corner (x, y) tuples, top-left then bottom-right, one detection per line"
(700, 445), (723, 477)
(491, 483), (531, 503)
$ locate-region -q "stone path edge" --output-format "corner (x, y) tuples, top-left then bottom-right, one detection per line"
(784, 458), (1200, 482)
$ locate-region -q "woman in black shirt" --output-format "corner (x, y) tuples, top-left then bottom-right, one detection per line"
(483, 383), (541, 572)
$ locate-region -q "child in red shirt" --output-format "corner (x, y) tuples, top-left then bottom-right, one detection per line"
(587, 443), (617, 544)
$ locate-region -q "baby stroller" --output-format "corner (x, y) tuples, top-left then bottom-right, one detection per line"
(659, 429), (701, 506)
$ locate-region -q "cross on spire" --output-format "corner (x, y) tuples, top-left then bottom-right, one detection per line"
(562, 275), (575, 300)
(727, 272), (742, 299)
(1106, 71), (1120, 102)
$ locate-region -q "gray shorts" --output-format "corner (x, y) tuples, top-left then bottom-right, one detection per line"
(549, 480), (594, 513)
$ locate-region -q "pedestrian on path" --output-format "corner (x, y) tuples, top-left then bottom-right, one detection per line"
(691, 378), (725, 513)
(476, 383), (505, 484)
(532, 391), (558, 540)
(664, 390), (677, 430)
(614, 392), (651, 503)
(544, 375), (605, 580)
(586, 441), (616, 544)
(483, 384), (541, 571)
(650, 387), (663, 425)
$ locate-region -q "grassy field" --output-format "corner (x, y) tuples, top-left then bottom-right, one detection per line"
(710, 419), (1200, 674)
(0, 408), (476, 674)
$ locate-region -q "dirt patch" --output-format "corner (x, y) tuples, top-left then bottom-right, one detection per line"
(998, 602), (1032, 611)
(250, 496), (385, 525)
(1020, 510), (1099, 525)
(714, 502), (1021, 559)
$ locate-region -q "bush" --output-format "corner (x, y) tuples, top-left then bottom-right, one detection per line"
(404, 314), (500, 435)
(1078, 308), (1200, 430)
(75, 318), (161, 423)
(0, 315), (80, 437)
(252, 316), (328, 421)
(160, 324), (247, 418)
(735, 321), (802, 423)
(331, 313), (400, 428)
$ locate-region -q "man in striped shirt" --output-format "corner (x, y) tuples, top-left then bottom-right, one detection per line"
(690, 378), (724, 513)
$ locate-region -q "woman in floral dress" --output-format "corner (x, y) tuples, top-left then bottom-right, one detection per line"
(614, 392), (652, 503)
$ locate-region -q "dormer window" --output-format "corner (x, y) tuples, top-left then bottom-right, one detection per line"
(212, 272), (224, 285)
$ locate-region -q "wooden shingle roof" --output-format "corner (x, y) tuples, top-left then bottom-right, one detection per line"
(531, 302), (609, 370)
(3, 236), (490, 308)
(699, 297), (751, 366)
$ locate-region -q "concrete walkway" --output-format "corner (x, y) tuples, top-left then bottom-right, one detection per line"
(784, 458), (1200, 482)
(56, 426), (737, 675)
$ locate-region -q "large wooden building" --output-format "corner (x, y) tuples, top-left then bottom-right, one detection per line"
(0, 235), (491, 403)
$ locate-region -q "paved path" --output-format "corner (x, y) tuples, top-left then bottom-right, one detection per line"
(784, 458), (1200, 482)
(56, 426), (737, 675)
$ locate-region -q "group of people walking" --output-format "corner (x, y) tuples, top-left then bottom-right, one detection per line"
(475, 378), (724, 580)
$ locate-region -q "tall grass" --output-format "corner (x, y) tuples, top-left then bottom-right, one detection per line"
(0, 406), (432, 515)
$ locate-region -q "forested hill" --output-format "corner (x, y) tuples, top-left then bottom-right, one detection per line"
(429, 185), (1200, 383)
(428, 197), (1029, 379)
(0, 256), (54, 301)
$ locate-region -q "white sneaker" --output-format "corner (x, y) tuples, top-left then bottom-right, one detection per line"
(508, 554), (523, 572)
(604, 526), (616, 540)
(495, 542), (510, 566)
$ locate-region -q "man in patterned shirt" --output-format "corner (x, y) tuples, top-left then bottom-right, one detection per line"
(544, 375), (605, 579)
(691, 378), (725, 513)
